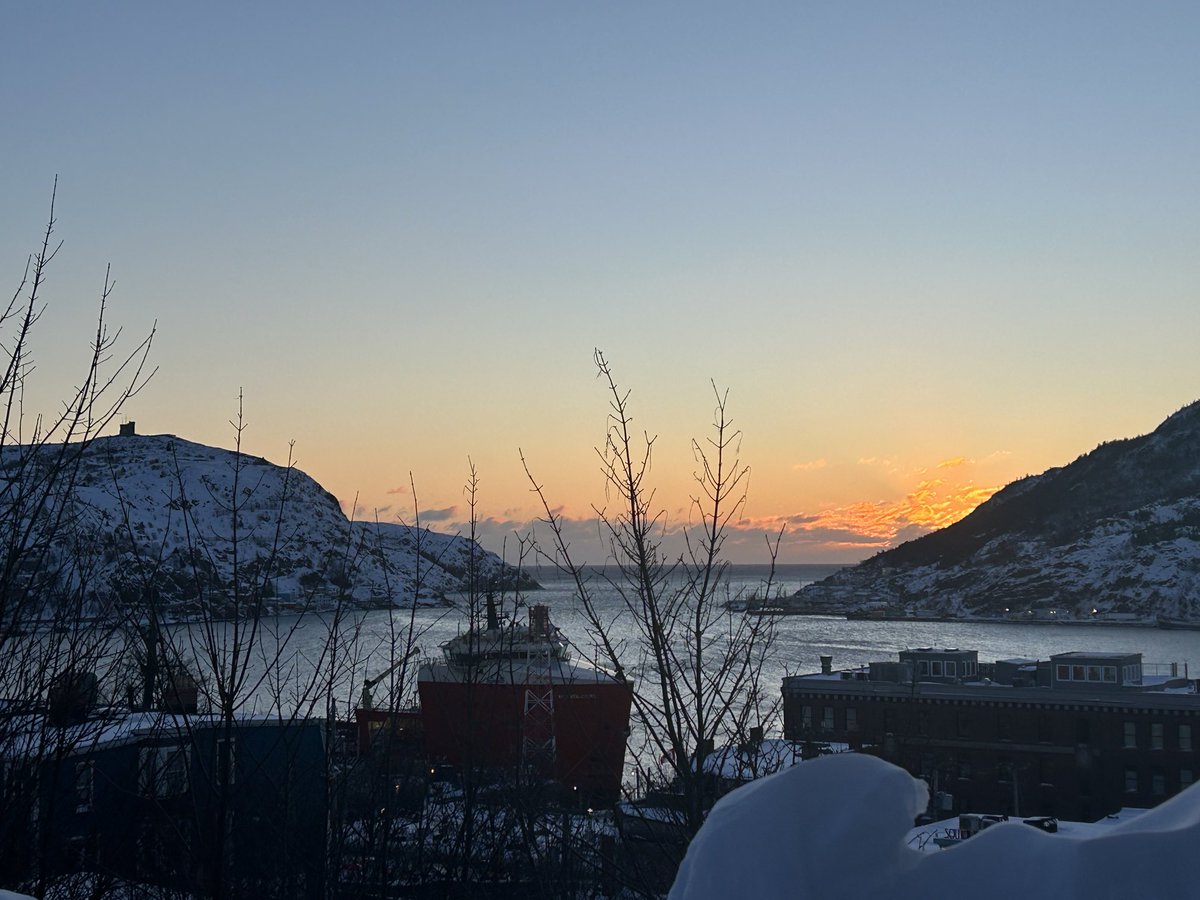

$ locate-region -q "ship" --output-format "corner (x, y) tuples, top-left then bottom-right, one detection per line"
(416, 597), (633, 805)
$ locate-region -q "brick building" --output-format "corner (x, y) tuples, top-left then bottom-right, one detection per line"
(782, 647), (1199, 822)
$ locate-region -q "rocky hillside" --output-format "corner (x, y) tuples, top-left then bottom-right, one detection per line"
(792, 401), (1200, 623)
(5, 432), (530, 618)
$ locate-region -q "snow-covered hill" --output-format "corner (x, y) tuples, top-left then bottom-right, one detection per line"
(791, 401), (1200, 624)
(7, 432), (529, 617)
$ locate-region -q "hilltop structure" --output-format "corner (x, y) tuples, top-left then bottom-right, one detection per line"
(0, 432), (530, 618)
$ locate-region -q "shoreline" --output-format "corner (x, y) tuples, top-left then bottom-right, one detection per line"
(749, 609), (1191, 629)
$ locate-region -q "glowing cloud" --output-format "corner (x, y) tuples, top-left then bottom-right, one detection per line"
(430, 455), (1009, 564)
(936, 456), (970, 469)
(729, 476), (1003, 561)
(792, 459), (828, 472)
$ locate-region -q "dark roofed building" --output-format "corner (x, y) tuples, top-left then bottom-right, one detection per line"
(782, 648), (1199, 822)
(4, 712), (326, 897)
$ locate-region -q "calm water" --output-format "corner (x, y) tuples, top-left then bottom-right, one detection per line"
(240, 563), (1200, 717)
(508, 564), (1199, 682)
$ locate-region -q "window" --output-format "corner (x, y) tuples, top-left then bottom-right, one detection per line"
(997, 713), (1011, 741)
(138, 820), (168, 876)
(998, 756), (1012, 781)
(1125, 767), (1139, 793)
(931, 661), (943, 677)
(956, 711), (970, 738)
(845, 707), (858, 732)
(1056, 664), (1070, 681)
(820, 707), (834, 733)
(75, 760), (94, 813)
(1103, 666), (1117, 683)
(1182, 769), (1194, 789)
(918, 661), (930, 676)
(139, 745), (189, 798)
(946, 661), (957, 677)
(216, 737), (236, 786)
(1152, 769), (1166, 796)
(68, 835), (96, 869)
(1124, 722), (1137, 749)
(1152, 723), (1164, 750)
(801, 706), (812, 731)
(1072, 665), (1086, 681)
(1181, 725), (1193, 752)
(1037, 715), (1053, 744)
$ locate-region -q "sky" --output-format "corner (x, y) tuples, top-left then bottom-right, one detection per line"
(2, 3), (1197, 563)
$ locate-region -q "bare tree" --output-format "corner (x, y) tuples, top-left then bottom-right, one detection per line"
(524, 349), (783, 893)
(332, 475), (459, 897)
(0, 182), (155, 896)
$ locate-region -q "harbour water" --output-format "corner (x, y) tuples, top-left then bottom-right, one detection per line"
(511, 563), (1199, 683)
(253, 563), (1198, 718)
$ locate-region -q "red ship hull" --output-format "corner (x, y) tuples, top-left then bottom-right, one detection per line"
(418, 676), (632, 804)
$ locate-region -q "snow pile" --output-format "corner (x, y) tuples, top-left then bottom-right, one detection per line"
(670, 753), (1200, 900)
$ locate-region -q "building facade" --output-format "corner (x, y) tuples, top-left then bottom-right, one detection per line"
(782, 648), (1199, 822)
(6, 713), (327, 897)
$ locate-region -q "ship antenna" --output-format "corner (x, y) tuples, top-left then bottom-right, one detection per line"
(485, 590), (500, 632)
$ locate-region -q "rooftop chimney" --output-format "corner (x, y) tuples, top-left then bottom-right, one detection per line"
(820, 655), (833, 675)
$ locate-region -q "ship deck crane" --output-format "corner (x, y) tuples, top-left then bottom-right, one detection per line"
(360, 646), (419, 711)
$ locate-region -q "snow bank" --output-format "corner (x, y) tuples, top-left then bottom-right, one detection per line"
(670, 754), (926, 899)
(670, 753), (1200, 899)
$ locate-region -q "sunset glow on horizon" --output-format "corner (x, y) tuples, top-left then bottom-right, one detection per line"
(3, 4), (1197, 563)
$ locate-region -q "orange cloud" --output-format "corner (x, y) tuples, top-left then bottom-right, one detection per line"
(792, 459), (828, 472)
(857, 456), (900, 473)
(734, 477), (1002, 559)
(433, 459), (1006, 564)
(806, 479), (999, 537)
(937, 456), (970, 469)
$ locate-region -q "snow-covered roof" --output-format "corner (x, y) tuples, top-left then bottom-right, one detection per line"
(701, 739), (836, 779)
(2, 709), (320, 759)
(907, 808), (1150, 854)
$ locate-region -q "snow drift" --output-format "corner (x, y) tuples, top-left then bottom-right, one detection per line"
(670, 753), (1200, 899)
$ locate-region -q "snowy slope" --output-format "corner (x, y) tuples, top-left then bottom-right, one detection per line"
(792, 401), (1200, 623)
(8, 432), (527, 614)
